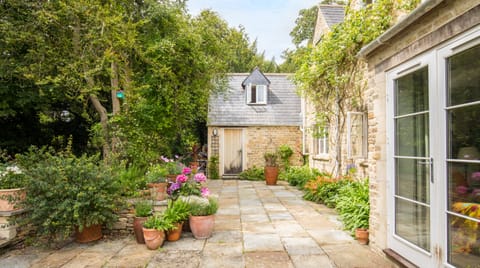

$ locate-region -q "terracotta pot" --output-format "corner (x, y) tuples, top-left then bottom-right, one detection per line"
(147, 182), (167, 201)
(167, 222), (184, 241)
(355, 228), (369, 245)
(0, 188), (26, 212)
(133, 217), (148, 244)
(75, 224), (102, 243)
(189, 215), (215, 239)
(264, 166), (279, 185)
(142, 227), (165, 250)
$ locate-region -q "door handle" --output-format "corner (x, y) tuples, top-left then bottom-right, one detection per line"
(417, 157), (434, 183)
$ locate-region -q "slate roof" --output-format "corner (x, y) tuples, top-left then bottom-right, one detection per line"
(318, 5), (345, 28)
(208, 73), (301, 127)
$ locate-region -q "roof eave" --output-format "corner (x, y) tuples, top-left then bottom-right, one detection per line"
(357, 0), (445, 58)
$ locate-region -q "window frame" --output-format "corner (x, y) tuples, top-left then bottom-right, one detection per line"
(347, 111), (367, 159)
(313, 125), (329, 157)
(246, 83), (267, 105)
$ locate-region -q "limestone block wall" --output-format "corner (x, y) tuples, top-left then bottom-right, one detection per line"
(362, 0), (479, 254)
(245, 126), (303, 169)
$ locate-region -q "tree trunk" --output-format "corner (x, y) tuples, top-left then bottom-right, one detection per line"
(111, 61), (121, 114)
(89, 94), (110, 159)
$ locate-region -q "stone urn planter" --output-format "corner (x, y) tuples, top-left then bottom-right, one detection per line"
(142, 227), (165, 250)
(0, 188), (26, 212)
(189, 215), (215, 239)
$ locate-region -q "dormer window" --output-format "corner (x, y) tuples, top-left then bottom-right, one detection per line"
(242, 67), (271, 106)
(246, 83), (267, 105)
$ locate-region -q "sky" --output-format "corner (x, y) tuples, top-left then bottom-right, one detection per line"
(186, 0), (320, 63)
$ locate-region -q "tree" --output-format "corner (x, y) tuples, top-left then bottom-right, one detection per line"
(289, 6), (318, 48)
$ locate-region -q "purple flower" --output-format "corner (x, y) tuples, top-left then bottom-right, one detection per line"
(194, 173), (207, 183)
(182, 167), (192, 175)
(176, 174), (188, 183)
(167, 182), (181, 195)
(201, 187), (210, 197)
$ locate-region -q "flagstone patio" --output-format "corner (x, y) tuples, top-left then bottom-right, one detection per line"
(0, 180), (396, 268)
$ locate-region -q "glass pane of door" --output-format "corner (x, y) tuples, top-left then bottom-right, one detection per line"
(394, 67), (431, 252)
(446, 44), (480, 267)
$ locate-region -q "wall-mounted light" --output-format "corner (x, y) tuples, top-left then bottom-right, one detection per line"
(213, 128), (218, 136)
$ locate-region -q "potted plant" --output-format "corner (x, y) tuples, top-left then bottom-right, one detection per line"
(264, 151), (279, 185)
(145, 164), (168, 201)
(163, 199), (190, 241)
(142, 213), (173, 250)
(184, 196), (218, 239)
(15, 147), (122, 244)
(133, 200), (152, 244)
(0, 162), (27, 212)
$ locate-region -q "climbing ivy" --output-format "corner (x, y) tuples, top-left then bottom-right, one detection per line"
(294, 0), (420, 175)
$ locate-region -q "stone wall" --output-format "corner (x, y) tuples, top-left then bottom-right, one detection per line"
(363, 0), (479, 254)
(245, 126), (303, 168)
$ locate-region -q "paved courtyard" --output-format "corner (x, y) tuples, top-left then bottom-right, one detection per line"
(0, 180), (396, 267)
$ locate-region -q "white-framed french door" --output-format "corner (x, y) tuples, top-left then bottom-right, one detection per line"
(387, 26), (480, 267)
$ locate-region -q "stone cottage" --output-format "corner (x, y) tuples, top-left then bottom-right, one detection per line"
(303, 4), (369, 178)
(207, 68), (303, 178)
(358, 0), (480, 267)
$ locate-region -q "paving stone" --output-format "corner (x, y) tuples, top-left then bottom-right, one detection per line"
(272, 221), (309, 237)
(200, 254), (245, 268)
(214, 215), (241, 231)
(162, 232), (205, 251)
(241, 213), (269, 223)
(147, 250), (201, 268)
(30, 247), (86, 268)
(203, 242), (243, 256)
(207, 231), (242, 244)
(244, 251), (294, 268)
(268, 212), (294, 221)
(242, 221), (276, 233)
(240, 206), (265, 215)
(243, 233), (283, 252)
(281, 237), (325, 255)
(104, 242), (156, 268)
(323, 244), (396, 268)
(263, 203), (287, 212)
(308, 229), (354, 245)
(290, 254), (335, 268)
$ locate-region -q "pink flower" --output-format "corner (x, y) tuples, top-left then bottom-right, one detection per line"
(457, 185), (468, 195)
(176, 174), (188, 183)
(194, 173), (207, 183)
(201, 187), (210, 197)
(472, 172), (480, 181)
(182, 167), (192, 175)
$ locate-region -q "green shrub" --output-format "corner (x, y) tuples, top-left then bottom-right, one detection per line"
(16, 147), (123, 244)
(163, 199), (190, 224)
(117, 164), (147, 197)
(335, 179), (369, 233)
(143, 213), (174, 231)
(185, 196), (218, 216)
(208, 156), (219, 180)
(239, 166), (264, 181)
(279, 166), (321, 188)
(135, 200), (153, 217)
(278, 144), (293, 169)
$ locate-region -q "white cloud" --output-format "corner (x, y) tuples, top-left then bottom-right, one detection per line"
(187, 0), (319, 63)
